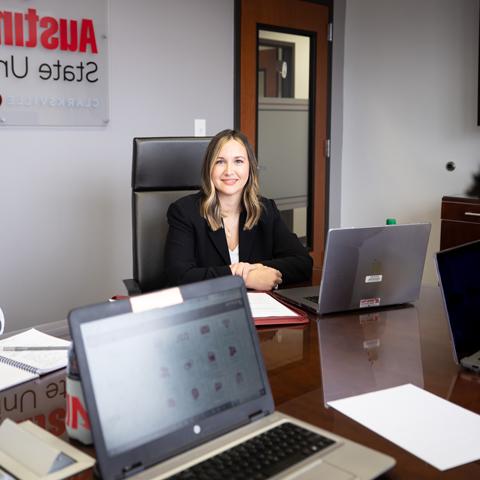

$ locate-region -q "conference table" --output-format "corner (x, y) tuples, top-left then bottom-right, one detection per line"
(1, 286), (479, 479)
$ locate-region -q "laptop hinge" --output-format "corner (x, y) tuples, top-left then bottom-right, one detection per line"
(249, 410), (266, 422)
(121, 462), (144, 479)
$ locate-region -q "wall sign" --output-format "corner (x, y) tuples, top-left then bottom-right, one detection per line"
(0, 0), (108, 126)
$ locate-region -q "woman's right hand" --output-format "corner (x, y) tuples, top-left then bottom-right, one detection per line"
(230, 262), (260, 283)
(230, 262), (282, 291)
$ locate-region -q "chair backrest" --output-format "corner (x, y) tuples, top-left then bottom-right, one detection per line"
(131, 137), (211, 293)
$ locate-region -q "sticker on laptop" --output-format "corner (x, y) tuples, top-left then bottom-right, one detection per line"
(365, 275), (383, 283)
(359, 312), (380, 324)
(359, 298), (381, 308)
(363, 339), (380, 349)
(130, 287), (183, 313)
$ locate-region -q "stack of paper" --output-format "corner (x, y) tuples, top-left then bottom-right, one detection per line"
(247, 292), (308, 326)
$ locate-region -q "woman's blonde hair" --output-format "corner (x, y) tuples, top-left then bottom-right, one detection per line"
(200, 129), (262, 231)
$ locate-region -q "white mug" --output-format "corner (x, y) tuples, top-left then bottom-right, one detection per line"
(0, 307), (4, 335)
(65, 375), (92, 445)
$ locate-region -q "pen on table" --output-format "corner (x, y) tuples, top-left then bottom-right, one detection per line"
(1, 346), (70, 351)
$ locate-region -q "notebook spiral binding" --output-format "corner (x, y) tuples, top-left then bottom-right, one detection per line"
(0, 356), (38, 374)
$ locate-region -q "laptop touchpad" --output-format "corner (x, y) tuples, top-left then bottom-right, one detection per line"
(291, 461), (355, 480)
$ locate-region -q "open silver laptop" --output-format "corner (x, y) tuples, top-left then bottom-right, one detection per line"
(435, 239), (480, 372)
(276, 223), (431, 315)
(68, 276), (394, 480)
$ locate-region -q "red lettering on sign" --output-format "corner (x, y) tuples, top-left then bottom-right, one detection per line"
(25, 8), (39, 47)
(60, 18), (77, 52)
(0, 8), (99, 54)
(0, 11), (13, 45)
(40, 16), (58, 50)
(79, 19), (97, 54)
(14, 12), (23, 46)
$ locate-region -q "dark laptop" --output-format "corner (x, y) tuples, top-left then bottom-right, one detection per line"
(276, 223), (431, 314)
(435, 239), (480, 372)
(68, 276), (395, 480)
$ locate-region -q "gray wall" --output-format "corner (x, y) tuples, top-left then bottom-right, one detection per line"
(0, 0), (234, 332)
(329, 0), (346, 229)
(339, 0), (480, 284)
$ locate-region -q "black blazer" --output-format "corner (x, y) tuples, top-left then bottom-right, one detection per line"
(164, 192), (312, 287)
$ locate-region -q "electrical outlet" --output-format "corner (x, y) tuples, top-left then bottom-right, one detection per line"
(194, 119), (206, 137)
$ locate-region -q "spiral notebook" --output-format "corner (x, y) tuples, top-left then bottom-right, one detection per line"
(0, 329), (71, 391)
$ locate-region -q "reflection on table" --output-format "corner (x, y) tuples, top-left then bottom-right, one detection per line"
(318, 305), (424, 404)
(447, 370), (480, 415)
(257, 326), (306, 371)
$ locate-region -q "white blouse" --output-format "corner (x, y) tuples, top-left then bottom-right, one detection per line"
(228, 245), (239, 265)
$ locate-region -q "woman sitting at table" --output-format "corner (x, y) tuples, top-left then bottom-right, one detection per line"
(163, 128), (312, 290)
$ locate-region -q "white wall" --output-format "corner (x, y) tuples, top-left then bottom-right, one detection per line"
(330, 0), (346, 228)
(0, 0), (234, 332)
(340, 0), (480, 284)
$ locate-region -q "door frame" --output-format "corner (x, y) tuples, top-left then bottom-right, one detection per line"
(234, 0), (333, 278)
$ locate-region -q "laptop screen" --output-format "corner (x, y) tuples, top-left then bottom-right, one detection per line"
(436, 240), (480, 362)
(77, 283), (268, 458)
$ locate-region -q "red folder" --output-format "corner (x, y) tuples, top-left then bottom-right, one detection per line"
(248, 291), (309, 326)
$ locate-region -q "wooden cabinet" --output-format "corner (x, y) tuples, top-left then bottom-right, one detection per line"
(441, 195), (480, 249)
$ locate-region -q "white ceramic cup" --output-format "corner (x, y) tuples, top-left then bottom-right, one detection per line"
(65, 375), (92, 445)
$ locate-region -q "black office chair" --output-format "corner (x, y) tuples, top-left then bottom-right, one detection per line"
(123, 137), (211, 295)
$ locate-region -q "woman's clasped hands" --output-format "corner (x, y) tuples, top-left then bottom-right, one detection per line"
(230, 262), (282, 291)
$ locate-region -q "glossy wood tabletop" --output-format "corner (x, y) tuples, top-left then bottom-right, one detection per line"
(260, 286), (480, 479)
(1, 286), (479, 479)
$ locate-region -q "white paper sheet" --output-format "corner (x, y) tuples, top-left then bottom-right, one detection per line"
(247, 292), (299, 318)
(328, 383), (480, 471)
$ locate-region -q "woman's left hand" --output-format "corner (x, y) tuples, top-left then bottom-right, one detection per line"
(245, 265), (282, 291)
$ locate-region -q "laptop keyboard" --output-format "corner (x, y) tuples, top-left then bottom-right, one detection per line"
(167, 422), (336, 480)
(304, 295), (319, 304)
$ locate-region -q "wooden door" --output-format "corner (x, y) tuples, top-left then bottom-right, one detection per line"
(237, 0), (330, 280)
